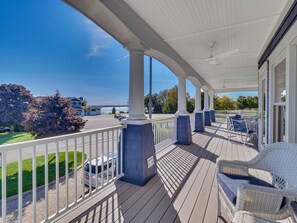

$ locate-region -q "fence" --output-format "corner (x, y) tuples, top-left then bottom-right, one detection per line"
(216, 110), (258, 115)
(0, 125), (124, 223)
(152, 117), (175, 152)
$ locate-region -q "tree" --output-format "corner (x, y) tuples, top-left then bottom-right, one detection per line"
(23, 92), (86, 137)
(162, 86), (178, 113)
(187, 97), (195, 113)
(245, 96), (258, 109)
(217, 96), (235, 110)
(236, 96), (247, 109)
(144, 93), (163, 113)
(201, 92), (205, 110)
(158, 89), (169, 105)
(213, 95), (220, 110)
(83, 99), (88, 112)
(0, 84), (34, 128)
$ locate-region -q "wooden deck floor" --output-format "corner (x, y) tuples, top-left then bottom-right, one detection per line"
(54, 123), (291, 223)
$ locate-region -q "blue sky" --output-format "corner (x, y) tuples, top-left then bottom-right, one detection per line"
(0, 0), (256, 105)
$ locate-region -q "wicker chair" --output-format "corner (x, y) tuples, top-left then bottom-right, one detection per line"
(217, 142), (297, 222)
(233, 211), (279, 223)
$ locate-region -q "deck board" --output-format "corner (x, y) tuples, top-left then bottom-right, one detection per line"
(55, 122), (292, 223)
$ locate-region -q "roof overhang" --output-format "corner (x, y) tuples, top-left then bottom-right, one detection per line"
(64, 0), (212, 90)
(64, 0), (292, 93)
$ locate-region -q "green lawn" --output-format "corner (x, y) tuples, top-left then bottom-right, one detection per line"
(0, 151), (85, 199)
(0, 132), (35, 145)
(215, 117), (227, 123)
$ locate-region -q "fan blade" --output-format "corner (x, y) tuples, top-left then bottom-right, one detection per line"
(215, 48), (239, 59)
(205, 56), (215, 61)
(209, 60), (221, 65)
(194, 58), (209, 60)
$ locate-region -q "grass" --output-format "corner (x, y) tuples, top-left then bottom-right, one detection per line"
(215, 117), (227, 123)
(0, 151), (85, 199)
(0, 132), (35, 145)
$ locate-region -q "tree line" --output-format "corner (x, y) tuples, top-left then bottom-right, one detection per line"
(145, 85), (258, 113)
(0, 84), (86, 138)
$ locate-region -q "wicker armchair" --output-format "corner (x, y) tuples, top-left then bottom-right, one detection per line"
(233, 211), (279, 223)
(217, 142), (297, 221)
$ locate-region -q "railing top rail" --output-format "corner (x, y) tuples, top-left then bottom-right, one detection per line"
(0, 124), (124, 151)
(151, 116), (175, 123)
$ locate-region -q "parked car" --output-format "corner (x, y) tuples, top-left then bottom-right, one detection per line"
(114, 113), (126, 121)
(0, 127), (10, 133)
(83, 152), (117, 188)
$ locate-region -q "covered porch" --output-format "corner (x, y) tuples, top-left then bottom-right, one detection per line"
(52, 123), (268, 223)
(1, 0), (297, 222)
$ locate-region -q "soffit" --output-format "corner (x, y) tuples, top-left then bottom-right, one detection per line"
(124, 0), (289, 91)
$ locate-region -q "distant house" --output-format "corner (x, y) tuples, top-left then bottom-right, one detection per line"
(64, 97), (85, 116)
(36, 96), (85, 116)
(85, 105), (101, 116)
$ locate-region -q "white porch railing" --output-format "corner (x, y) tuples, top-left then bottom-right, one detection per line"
(217, 110), (258, 115)
(0, 125), (124, 223)
(152, 117), (175, 152)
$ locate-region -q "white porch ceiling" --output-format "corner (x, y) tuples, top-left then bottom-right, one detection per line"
(124, 0), (289, 92)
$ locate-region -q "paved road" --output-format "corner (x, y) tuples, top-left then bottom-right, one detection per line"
(82, 114), (121, 131)
(5, 114), (175, 164)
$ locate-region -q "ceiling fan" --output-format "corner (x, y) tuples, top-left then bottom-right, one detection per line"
(197, 41), (239, 65)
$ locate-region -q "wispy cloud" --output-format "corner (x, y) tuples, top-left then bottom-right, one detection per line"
(85, 19), (113, 58)
(114, 54), (129, 63)
(86, 44), (100, 58)
(99, 54), (130, 72)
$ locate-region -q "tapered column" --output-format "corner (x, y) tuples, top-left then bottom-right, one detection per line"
(204, 91), (211, 126)
(209, 91), (216, 122)
(194, 86), (204, 132)
(127, 43), (147, 120)
(175, 76), (192, 145)
(204, 92), (209, 110)
(210, 92), (214, 110)
(195, 86), (202, 112)
(177, 76), (187, 114)
(120, 42), (157, 186)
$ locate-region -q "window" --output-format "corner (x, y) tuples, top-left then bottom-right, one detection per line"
(273, 58), (286, 142)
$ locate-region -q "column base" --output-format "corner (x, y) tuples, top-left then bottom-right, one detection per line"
(194, 111), (204, 132)
(204, 110), (212, 126)
(176, 114), (192, 145)
(120, 123), (157, 186)
(210, 110), (216, 122)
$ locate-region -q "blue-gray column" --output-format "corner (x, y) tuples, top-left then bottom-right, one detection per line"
(210, 110), (216, 122)
(176, 115), (192, 145)
(204, 110), (211, 126)
(194, 112), (204, 132)
(119, 122), (157, 186)
(119, 42), (157, 186)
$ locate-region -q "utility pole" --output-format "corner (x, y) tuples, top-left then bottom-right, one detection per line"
(149, 57), (153, 119)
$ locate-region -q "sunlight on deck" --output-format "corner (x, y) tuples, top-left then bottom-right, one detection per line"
(55, 123), (291, 223)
